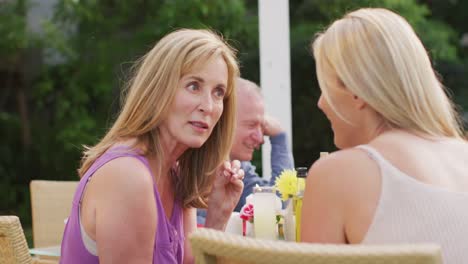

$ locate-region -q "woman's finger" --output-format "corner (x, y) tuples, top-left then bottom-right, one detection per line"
(230, 169), (245, 183)
(237, 169), (245, 180)
(232, 160), (241, 169)
(224, 160), (232, 171)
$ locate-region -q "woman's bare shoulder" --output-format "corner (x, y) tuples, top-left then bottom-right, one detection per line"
(91, 156), (154, 200)
(307, 147), (381, 205)
(309, 148), (379, 183)
(302, 147), (382, 243)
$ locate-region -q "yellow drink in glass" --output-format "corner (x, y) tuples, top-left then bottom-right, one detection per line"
(295, 167), (308, 242)
(294, 197), (302, 242)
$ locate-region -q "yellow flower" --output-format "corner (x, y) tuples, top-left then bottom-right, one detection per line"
(275, 169), (303, 201)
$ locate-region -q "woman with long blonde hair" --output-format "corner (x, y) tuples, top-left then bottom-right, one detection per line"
(302, 8), (468, 263)
(61, 29), (244, 264)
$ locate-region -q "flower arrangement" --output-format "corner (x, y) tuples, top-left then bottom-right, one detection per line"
(240, 203), (254, 222)
(274, 169), (299, 241)
(240, 203), (254, 236)
(274, 169), (304, 201)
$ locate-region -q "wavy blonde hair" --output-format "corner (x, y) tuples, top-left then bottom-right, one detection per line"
(78, 29), (239, 208)
(312, 8), (463, 138)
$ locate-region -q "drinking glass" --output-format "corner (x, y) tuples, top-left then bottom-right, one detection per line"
(252, 186), (277, 240)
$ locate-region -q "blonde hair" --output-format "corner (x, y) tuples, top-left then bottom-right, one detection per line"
(312, 8), (463, 138)
(79, 29), (239, 208)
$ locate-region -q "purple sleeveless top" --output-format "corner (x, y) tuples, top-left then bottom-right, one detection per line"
(60, 147), (184, 263)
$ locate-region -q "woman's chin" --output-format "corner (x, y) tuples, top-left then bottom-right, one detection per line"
(186, 139), (206, 149)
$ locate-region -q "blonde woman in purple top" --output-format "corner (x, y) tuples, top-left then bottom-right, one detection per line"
(61, 29), (244, 264)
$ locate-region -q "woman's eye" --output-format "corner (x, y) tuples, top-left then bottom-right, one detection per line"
(187, 82), (199, 91)
(214, 87), (226, 98)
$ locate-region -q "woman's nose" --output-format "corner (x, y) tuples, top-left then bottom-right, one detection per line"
(199, 93), (214, 113)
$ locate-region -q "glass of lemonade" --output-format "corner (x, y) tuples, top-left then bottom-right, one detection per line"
(252, 186), (278, 240)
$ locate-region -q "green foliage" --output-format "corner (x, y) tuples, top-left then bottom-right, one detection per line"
(419, 0), (468, 109)
(0, 0), (35, 226)
(0, 0), (29, 56)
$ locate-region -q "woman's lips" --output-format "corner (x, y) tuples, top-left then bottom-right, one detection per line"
(189, 121), (209, 132)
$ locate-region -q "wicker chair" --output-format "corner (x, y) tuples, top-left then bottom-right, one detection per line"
(189, 228), (443, 264)
(30, 180), (78, 248)
(0, 216), (57, 264)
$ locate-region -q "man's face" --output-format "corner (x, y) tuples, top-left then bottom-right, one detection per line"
(230, 92), (265, 161)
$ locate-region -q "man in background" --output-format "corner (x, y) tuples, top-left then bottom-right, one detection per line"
(231, 78), (294, 211)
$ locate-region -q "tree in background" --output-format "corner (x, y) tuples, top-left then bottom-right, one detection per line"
(420, 0), (468, 120)
(0, 0), (43, 222)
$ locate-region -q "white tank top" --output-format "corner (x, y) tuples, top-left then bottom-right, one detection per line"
(357, 145), (468, 264)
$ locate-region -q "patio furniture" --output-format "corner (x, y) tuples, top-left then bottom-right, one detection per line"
(0, 215), (58, 264)
(30, 180), (78, 248)
(189, 228), (442, 264)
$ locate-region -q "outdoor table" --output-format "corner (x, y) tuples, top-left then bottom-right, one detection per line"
(30, 245), (61, 260)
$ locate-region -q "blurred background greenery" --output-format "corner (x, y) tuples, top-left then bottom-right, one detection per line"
(1, 0), (467, 234)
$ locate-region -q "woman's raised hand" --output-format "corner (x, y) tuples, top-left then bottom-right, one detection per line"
(205, 160), (245, 230)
